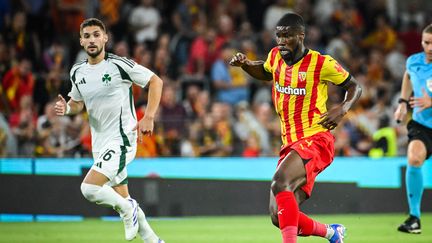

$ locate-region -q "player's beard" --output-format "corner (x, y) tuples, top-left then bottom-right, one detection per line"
(280, 43), (300, 63)
(87, 46), (103, 58)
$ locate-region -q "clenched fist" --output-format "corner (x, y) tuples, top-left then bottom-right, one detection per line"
(229, 52), (249, 67)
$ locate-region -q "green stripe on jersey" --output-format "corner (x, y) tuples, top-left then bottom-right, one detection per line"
(119, 108), (131, 147)
(129, 87), (136, 120)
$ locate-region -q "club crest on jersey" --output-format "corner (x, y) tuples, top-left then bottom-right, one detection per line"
(298, 72), (306, 82)
(102, 73), (112, 86)
(275, 83), (306, 95)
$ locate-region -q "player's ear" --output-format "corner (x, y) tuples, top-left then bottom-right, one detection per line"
(299, 32), (305, 42)
(79, 37), (84, 47)
(103, 33), (108, 43)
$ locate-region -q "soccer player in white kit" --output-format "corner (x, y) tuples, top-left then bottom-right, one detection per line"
(54, 18), (164, 242)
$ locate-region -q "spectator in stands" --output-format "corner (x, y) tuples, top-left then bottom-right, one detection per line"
(211, 44), (249, 106)
(128, 0), (161, 49)
(9, 95), (37, 156)
(3, 11), (40, 65)
(159, 84), (187, 156)
(361, 15), (397, 53)
(0, 113), (17, 157)
(2, 56), (34, 111)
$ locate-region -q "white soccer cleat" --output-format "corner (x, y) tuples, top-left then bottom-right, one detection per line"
(123, 198), (139, 241)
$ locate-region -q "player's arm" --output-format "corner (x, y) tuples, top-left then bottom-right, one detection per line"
(394, 71), (412, 123)
(319, 76), (362, 130)
(54, 94), (84, 116)
(134, 74), (163, 142)
(339, 76), (362, 113)
(229, 52), (273, 81)
(144, 74), (163, 120)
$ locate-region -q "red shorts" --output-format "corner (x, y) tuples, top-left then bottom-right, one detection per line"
(277, 131), (335, 197)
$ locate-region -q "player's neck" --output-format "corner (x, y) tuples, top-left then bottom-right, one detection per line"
(284, 46), (307, 66)
(88, 51), (105, 65)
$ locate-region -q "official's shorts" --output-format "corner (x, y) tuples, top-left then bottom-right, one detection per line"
(407, 120), (432, 159)
(277, 131), (335, 197)
(91, 143), (137, 187)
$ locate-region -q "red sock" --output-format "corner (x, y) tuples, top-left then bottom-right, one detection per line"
(275, 191), (299, 243)
(297, 212), (327, 237)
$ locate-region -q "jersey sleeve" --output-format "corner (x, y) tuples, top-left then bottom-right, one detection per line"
(405, 55), (415, 77)
(68, 66), (83, 101)
(128, 63), (155, 88)
(263, 48), (277, 73)
(320, 55), (350, 85)
(110, 56), (155, 88)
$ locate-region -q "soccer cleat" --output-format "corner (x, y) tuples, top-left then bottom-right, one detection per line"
(329, 224), (346, 243)
(397, 215), (421, 234)
(158, 239), (165, 243)
(123, 198), (139, 241)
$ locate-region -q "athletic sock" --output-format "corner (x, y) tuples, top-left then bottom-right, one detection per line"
(80, 183), (131, 214)
(137, 207), (159, 243)
(297, 212), (327, 237)
(275, 191), (299, 243)
(406, 165), (423, 218)
(126, 196), (159, 243)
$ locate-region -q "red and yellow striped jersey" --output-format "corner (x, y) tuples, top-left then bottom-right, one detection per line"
(263, 48), (350, 146)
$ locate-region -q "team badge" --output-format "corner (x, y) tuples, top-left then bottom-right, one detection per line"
(298, 72), (306, 82)
(427, 78), (432, 92)
(102, 73), (112, 86)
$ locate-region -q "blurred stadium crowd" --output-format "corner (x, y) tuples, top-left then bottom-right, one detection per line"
(0, 0), (430, 158)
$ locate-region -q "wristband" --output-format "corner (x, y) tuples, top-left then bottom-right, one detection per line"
(398, 98), (409, 106)
(65, 104), (71, 115)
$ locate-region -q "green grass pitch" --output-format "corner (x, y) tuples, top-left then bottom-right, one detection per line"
(0, 213), (431, 242)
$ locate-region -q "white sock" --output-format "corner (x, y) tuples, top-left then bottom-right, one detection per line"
(137, 207), (159, 243)
(80, 183), (131, 214)
(125, 196), (159, 243)
(325, 224), (335, 239)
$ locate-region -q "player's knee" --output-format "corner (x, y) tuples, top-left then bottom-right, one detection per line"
(80, 183), (100, 202)
(408, 156), (424, 167)
(271, 179), (294, 195)
(270, 213), (279, 228)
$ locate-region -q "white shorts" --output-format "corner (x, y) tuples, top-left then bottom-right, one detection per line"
(91, 144), (137, 187)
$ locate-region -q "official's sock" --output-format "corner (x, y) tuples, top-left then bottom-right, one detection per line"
(297, 212), (327, 237)
(125, 196), (159, 243)
(276, 191), (299, 243)
(80, 183), (131, 214)
(406, 165), (423, 218)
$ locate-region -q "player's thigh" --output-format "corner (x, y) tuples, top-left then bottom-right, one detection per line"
(407, 140), (427, 166)
(272, 150), (307, 193)
(83, 169), (110, 186)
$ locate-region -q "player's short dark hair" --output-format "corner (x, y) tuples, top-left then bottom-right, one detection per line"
(276, 13), (305, 29)
(423, 24), (432, 34)
(80, 18), (106, 33)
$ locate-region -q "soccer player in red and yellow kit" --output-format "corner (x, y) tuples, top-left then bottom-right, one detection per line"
(230, 13), (362, 243)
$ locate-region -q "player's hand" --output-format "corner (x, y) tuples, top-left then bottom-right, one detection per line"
(410, 88), (432, 112)
(133, 116), (154, 143)
(54, 94), (67, 116)
(229, 52), (248, 67)
(318, 105), (346, 130)
(394, 103), (408, 124)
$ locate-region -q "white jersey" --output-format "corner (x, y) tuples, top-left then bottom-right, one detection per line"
(68, 53), (154, 153)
